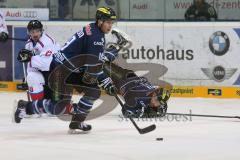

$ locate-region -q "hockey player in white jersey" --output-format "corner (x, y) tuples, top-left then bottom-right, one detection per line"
(21, 20), (60, 100)
(0, 10), (8, 42)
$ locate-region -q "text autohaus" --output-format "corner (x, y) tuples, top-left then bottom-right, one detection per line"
(120, 45), (194, 61)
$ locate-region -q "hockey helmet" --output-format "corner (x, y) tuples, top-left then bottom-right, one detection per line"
(96, 7), (117, 21)
(27, 20), (43, 32)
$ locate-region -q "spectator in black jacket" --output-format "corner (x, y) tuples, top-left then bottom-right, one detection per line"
(185, 0), (217, 21)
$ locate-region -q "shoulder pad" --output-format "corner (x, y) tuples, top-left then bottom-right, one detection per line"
(85, 24), (92, 36)
(39, 34), (54, 46)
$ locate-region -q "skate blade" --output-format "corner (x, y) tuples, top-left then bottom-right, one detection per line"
(68, 129), (90, 135)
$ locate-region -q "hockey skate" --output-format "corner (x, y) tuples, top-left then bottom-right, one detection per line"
(13, 100), (28, 123)
(68, 114), (92, 134)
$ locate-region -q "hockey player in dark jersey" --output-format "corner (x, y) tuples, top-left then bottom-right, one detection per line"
(14, 7), (120, 132)
(185, 0), (217, 21)
(104, 62), (171, 118)
(54, 7), (120, 132)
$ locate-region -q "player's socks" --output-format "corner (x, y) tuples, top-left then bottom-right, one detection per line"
(68, 97), (94, 132)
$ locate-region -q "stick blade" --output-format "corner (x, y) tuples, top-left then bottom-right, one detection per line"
(138, 124), (156, 134)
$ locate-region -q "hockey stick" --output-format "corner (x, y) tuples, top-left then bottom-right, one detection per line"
(8, 37), (28, 42)
(166, 112), (240, 120)
(22, 62), (30, 101)
(115, 94), (156, 134)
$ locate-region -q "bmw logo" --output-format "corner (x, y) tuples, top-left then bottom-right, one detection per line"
(209, 31), (230, 56)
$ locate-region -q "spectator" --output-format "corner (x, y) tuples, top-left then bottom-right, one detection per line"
(185, 0), (217, 21)
(58, 0), (73, 19)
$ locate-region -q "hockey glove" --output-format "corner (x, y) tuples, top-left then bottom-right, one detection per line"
(111, 29), (129, 48)
(98, 77), (117, 96)
(102, 45), (119, 62)
(17, 49), (33, 62)
(0, 32), (8, 42)
(121, 104), (145, 118)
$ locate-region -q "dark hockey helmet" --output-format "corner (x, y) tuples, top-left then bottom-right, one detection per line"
(144, 87), (171, 117)
(96, 7), (117, 21)
(148, 87), (171, 107)
(27, 20), (43, 32)
(155, 87), (171, 102)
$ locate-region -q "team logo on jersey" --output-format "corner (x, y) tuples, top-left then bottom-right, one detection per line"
(209, 31), (230, 56)
(45, 50), (52, 56)
(201, 65), (237, 82)
(94, 38), (105, 46)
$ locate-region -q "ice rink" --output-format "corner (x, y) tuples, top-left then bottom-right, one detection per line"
(0, 92), (240, 160)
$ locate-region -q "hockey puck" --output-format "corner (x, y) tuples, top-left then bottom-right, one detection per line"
(156, 138), (163, 141)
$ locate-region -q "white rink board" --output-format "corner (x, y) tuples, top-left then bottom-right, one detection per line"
(7, 21), (240, 87)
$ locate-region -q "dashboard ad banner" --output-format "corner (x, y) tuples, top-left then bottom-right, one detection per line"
(1, 8), (49, 20)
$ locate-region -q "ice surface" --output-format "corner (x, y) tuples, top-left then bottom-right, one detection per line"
(0, 92), (240, 160)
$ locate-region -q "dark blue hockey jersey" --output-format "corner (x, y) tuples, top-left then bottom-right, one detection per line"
(120, 77), (156, 117)
(121, 77), (156, 110)
(60, 23), (105, 60)
(53, 23), (109, 82)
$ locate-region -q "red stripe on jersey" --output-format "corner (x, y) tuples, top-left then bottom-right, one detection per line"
(38, 40), (44, 47)
(46, 34), (54, 44)
(65, 104), (73, 114)
(30, 92), (44, 100)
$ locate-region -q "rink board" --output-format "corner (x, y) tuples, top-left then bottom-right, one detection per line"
(0, 81), (239, 98)
(0, 21), (240, 98)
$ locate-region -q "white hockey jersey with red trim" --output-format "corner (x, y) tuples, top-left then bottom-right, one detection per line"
(25, 33), (60, 72)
